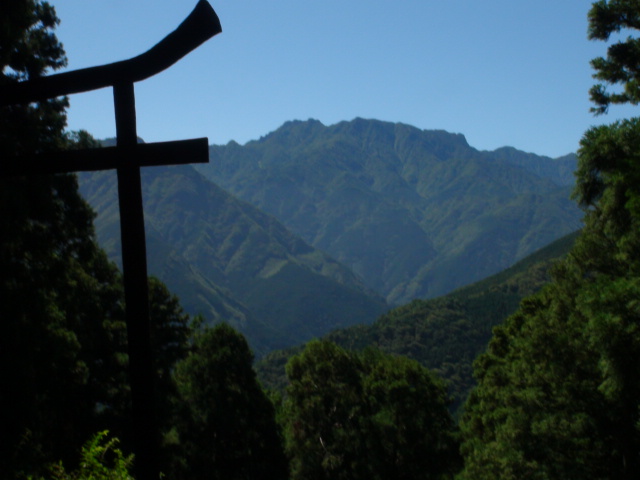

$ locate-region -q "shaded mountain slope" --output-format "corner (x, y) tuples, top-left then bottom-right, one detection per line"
(78, 165), (387, 355)
(199, 118), (581, 304)
(485, 147), (578, 186)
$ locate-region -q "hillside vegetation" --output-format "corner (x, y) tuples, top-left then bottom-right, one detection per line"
(80, 118), (581, 355)
(201, 118), (581, 304)
(257, 231), (579, 412)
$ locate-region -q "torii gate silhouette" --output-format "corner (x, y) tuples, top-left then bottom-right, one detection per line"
(0, 2), (222, 478)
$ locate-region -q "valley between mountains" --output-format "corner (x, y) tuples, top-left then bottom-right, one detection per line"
(79, 118), (582, 355)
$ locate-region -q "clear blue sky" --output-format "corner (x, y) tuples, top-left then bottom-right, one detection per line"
(53, 0), (634, 158)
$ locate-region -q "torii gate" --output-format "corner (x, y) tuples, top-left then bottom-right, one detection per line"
(0, 2), (222, 479)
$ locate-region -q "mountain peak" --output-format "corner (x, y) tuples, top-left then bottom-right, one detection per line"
(255, 119), (325, 146)
(330, 118), (470, 154)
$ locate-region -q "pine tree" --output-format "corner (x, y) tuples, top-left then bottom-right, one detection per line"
(458, 1), (640, 478)
(0, 2), (114, 475)
(172, 323), (288, 480)
(284, 340), (459, 480)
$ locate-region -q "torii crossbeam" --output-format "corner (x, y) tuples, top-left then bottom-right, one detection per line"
(0, 3), (222, 479)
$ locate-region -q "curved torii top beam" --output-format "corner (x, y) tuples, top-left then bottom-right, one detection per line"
(0, 0), (221, 106)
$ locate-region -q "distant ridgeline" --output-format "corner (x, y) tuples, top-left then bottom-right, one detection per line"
(200, 118), (581, 305)
(79, 118), (580, 356)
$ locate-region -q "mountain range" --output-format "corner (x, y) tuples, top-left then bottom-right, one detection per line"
(79, 118), (582, 355)
(198, 118), (581, 304)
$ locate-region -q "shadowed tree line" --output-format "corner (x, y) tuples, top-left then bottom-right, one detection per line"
(0, 2), (286, 479)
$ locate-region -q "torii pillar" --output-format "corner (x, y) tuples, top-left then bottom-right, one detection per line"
(0, 3), (222, 479)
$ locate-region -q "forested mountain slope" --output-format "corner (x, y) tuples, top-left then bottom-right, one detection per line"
(199, 118), (581, 304)
(257, 231), (579, 412)
(78, 165), (387, 355)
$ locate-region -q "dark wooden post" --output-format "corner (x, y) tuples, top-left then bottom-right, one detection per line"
(114, 81), (158, 479)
